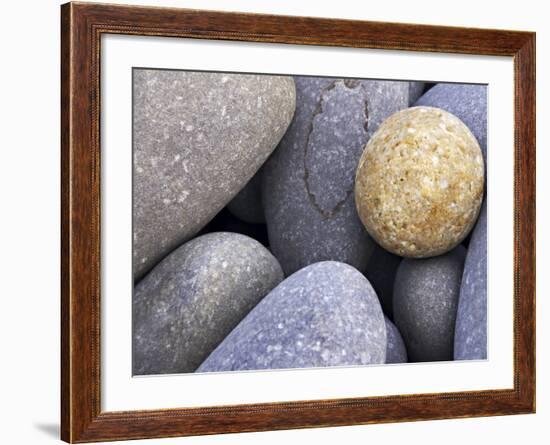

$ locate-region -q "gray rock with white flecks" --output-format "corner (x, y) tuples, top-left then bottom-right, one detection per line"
(263, 76), (422, 276)
(414, 83), (487, 167)
(227, 168), (265, 224)
(393, 246), (466, 362)
(385, 317), (408, 364)
(133, 232), (284, 375)
(197, 261), (387, 372)
(133, 70), (295, 279)
(455, 201), (487, 360)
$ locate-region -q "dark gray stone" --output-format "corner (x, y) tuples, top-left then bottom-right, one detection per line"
(197, 261), (386, 372)
(263, 77), (421, 276)
(385, 316), (407, 364)
(455, 201), (487, 360)
(364, 244), (401, 319)
(414, 83), (487, 166)
(393, 246), (466, 362)
(133, 70), (295, 279)
(227, 168), (265, 224)
(133, 232), (284, 375)
(408, 82), (426, 105)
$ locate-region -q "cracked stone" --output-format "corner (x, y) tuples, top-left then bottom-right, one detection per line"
(263, 76), (421, 275)
(197, 261), (386, 372)
(133, 70), (295, 280)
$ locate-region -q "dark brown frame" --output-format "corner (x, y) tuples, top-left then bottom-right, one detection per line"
(61, 1), (536, 442)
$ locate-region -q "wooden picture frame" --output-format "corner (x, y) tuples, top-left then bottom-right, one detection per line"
(61, 2), (536, 442)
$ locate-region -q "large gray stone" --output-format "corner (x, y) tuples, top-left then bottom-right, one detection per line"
(227, 168), (265, 224)
(133, 70), (295, 279)
(197, 261), (386, 372)
(455, 201), (487, 360)
(385, 317), (407, 364)
(414, 83), (487, 166)
(263, 77), (421, 276)
(364, 244), (401, 319)
(133, 232), (284, 375)
(393, 246), (466, 362)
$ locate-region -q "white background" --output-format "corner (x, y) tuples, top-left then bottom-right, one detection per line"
(0, 0), (546, 444)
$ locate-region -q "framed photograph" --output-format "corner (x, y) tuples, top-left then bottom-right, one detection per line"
(61, 2), (535, 442)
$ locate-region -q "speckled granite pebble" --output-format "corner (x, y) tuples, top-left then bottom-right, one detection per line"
(355, 106), (484, 258)
(393, 246), (466, 362)
(133, 232), (284, 375)
(364, 244), (402, 319)
(414, 83), (487, 168)
(227, 168), (265, 224)
(263, 77), (421, 275)
(455, 201), (487, 360)
(133, 70), (295, 279)
(385, 316), (407, 364)
(197, 261), (386, 372)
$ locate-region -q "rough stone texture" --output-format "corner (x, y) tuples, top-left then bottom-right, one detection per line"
(393, 246), (466, 362)
(364, 243), (402, 319)
(355, 106), (484, 258)
(263, 76), (421, 276)
(197, 261), (386, 372)
(455, 200), (487, 360)
(133, 232), (284, 375)
(133, 70), (295, 279)
(414, 83), (487, 168)
(227, 168), (265, 224)
(385, 316), (408, 364)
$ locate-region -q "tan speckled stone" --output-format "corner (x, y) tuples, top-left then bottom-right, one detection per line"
(355, 106), (484, 258)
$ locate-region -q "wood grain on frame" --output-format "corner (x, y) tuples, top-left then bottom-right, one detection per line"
(60, 2), (536, 442)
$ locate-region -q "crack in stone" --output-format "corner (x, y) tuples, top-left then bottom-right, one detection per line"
(303, 80), (369, 219)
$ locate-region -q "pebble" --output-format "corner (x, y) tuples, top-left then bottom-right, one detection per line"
(455, 201), (487, 360)
(133, 232), (284, 375)
(133, 70), (295, 279)
(355, 106), (484, 258)
(393, 246), (466, 362)
(197, 261), (387, 372)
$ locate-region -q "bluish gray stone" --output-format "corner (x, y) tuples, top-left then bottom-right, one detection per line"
(393, 246), (466, 362)
(455, 201), (487, 360)
(133, 70), (295, 279)
(227, 168), (265, 224)
(414, 83), (487, 166)
(385, 317), (407, 364)
(364, 244), (401, 319)
(197, 261), (386, 372)
(263, 77), (422, 276)
(133, 232), (284, 375)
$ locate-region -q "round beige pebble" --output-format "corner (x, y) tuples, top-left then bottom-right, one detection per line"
(355, 106), (484, 258)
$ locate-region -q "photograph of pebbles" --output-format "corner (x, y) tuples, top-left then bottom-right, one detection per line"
(132, 68), (487, 376)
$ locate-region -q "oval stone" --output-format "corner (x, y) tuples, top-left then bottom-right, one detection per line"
(385, 316), (407, 364)
(133, 232), (284, 375)
(133, 70), (295, 279)
(263, 77), (422, 275)
(393, 246), (466, 362)
(455, 201), (487, 360)
(197, 261), (386, 372)
(355, 107), (484, 258)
